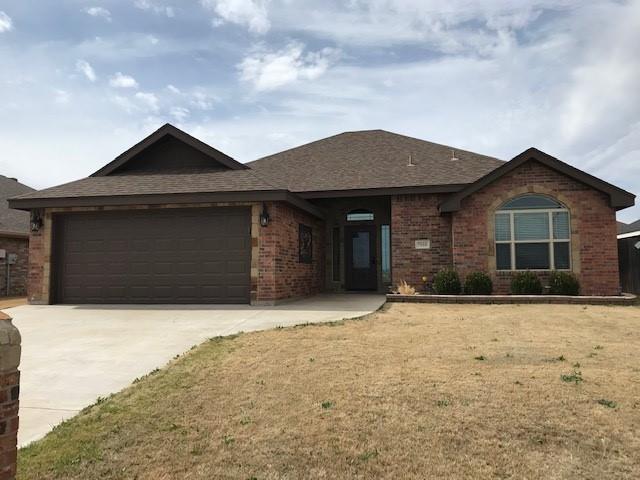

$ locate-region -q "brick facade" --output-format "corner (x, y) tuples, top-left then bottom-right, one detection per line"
(257, 202), (324, 303)
(27, 201), (324, 305)
(24, 161), (622, 301)
(451, 160), (620, 295)
(0, 313), (20, 480)
(391, 194), (452, 291)
(0, 238), (29, 297)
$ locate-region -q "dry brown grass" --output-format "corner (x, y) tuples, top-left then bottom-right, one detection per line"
(19, 303), (640, 479)
(0, 296), (27, 310)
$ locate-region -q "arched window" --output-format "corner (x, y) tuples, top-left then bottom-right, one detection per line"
(346, 209), (374, 221)
(495, 194), (570, 271)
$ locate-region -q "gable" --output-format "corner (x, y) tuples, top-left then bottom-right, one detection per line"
(108, 135), (231, 174)
(92, 123), (248, 176)
(439, 147), (635, 212)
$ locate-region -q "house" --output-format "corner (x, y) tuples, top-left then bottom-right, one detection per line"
(8, 124), (635, 304)
(617, 219), (640, 294)
(0, 176), (35, 296)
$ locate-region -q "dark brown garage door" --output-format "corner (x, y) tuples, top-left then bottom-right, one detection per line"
(53, 207), (251, 304)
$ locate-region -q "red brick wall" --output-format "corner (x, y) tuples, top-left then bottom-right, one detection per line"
(0, 238), (29, 297)
(258, 202), (325, 302)
(0, 313), (20, 480)
(451, 160), (620, 295)
(27, 227), (46, 304)
(391, 194), (452, 291)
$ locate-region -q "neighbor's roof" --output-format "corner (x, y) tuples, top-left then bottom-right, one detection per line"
(0, 176), (34, 236)
(618, 219), (640, 235)
(247, 130), (505, 195)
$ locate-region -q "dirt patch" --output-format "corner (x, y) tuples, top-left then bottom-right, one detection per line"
(19, 303), (640, 479)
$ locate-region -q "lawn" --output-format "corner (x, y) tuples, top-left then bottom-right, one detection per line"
(19, 303), (640, 479)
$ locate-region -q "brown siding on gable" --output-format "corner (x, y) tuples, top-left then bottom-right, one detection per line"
(0, 237), (29, 296)
(391, 194), (452, 291)
(257, 202), (324, 303)
(451, 160), (620, 295)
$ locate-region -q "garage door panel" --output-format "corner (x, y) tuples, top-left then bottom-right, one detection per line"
(54, 207), (251, 304)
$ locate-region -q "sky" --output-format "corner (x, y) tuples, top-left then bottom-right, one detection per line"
(0, 0), (638, 221)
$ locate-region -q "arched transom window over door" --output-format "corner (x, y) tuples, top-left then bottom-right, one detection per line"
(495, 194), (571, 271)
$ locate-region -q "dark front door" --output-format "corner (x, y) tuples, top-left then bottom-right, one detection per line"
(345, 225), (377, 291)
(53, 207), (251, 304)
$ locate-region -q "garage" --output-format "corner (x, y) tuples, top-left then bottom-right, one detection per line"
(52, 207), (251, 304)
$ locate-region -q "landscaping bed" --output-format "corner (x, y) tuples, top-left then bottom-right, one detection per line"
(387, 293), (637, 305)
(19, 303), (640, 479)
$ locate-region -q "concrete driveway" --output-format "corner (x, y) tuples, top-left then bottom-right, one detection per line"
(7, 294), (384, 446)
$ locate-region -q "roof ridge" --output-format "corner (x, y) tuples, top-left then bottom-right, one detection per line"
(248, 129), (504, 166)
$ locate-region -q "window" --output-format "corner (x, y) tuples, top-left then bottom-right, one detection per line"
(495, 195), (570, 271)
(346, 209), (374, 222)
(381, 225), (391, 283)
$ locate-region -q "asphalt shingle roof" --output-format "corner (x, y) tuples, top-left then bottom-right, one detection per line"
(0, 176), (35, 234)
(10, 170), (277, 201)
(247, 130), (505, 193)
(11, 129), (506, 206)
(619, 219), (640, 234)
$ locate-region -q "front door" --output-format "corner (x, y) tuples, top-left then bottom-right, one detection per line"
(345, 225), (377, 291)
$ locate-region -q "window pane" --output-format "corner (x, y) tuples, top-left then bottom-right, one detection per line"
(496, 243), (511, 270)
(554, 242), (570, 269)
(347, 210), (374, 221)
(553, 212), (570, 239)
(352, 232), (371, 269)
(515, 243), (550, 269)
(332, 227), (340, 281)
(514, 212), (549, 240)
(501, 195), (562, 210)
(381, 225), (391, 283)
(495, 213), (511, 241)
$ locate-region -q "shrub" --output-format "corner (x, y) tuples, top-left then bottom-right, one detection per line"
(510, 271), (543, 295)
(463, 272), (493, 295)
(433, 269), (461, 295)
(548, 271), (580, 295)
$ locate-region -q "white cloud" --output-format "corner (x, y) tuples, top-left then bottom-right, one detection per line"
(238, 42), (340, 91)
(0, 11), (12, 32)
(134, 92), (160, 111)
(166, 84), (181, 94)
(134, 0), (175, 17)
(109, 72), (139, 88)
(201, 0), (270, 33)
(54, 89), (71, 104)
(170, 106), (190, 121)
(75, 59), (97, 82)
(189, 91), (217, 110)
(85, 7), (112, 22)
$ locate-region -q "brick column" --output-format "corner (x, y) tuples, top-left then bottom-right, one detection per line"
(0, 313), (20, 480)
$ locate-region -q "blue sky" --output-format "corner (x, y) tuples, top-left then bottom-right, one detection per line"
(0, 0), (638, 221)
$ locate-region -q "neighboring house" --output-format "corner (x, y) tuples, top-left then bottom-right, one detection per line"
(0, 176), (35, 296)
(8, 124), (636, 305)
(617, 219), (640, 294)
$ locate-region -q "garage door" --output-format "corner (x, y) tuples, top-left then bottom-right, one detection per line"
(53, 207), (251, 304)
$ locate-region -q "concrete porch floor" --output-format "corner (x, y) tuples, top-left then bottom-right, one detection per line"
(6, 293), (385, 447)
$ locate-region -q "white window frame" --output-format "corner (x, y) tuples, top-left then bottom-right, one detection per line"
(495, 207), (571, 271)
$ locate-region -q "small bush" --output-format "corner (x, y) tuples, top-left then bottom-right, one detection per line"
(433, 269), (461, 295)
(463, 272), (493, 295)
(548, 271), (580, 295)
(510, 271), (543, 295)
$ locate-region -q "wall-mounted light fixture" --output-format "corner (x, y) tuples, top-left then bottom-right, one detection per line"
(30, 209), (43, 232)
(259, 203), (270, 227)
